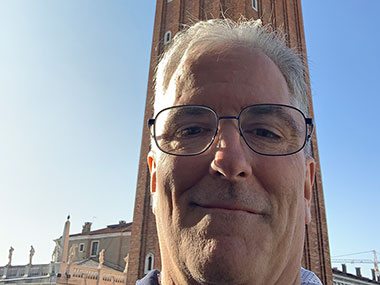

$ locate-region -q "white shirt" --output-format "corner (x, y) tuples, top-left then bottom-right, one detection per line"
(301, 267), (323, 284)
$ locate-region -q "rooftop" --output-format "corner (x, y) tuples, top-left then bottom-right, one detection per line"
(70, 221), (132, 237)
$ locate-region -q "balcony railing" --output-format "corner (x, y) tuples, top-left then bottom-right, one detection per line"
(57, 263), (126, 285)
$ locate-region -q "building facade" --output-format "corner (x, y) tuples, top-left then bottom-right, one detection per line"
(333, 267), (380, 285)
(56, 220), (132, 272)
(0, 218), (130, 285)
(54, 218), (130, 285)
(127, 0), (332, 284)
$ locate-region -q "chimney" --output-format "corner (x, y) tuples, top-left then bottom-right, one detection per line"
(82, 222), (92, 233)
(342, 264), (347, 273)
(355, 267), (362, 277)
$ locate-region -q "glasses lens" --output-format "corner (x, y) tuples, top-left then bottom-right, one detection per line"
(240, 105), (306, 155)
(154, 106), (218, 155)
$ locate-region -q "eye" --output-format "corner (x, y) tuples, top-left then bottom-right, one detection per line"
(253, 128), (281, 139)
(243, 127), (282, 140)
(175, 125), (209, 138)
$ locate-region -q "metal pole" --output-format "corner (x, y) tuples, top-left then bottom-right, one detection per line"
(373, 250), (379, 281)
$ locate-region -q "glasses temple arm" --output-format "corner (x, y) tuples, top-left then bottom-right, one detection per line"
(305, 118), (314, 140)
(147, 118), (155, 127)
(147, 118), (155, 135)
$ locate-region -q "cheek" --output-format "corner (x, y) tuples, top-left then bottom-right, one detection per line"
(155, 155), (210, 218)
(169, 155), (210, 197)
(256, 156), (306, 225)
(156, 155), (174, 215)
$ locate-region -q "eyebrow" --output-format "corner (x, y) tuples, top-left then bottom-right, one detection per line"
(244, 106), (303, 132)
(167, 106), (212, 118)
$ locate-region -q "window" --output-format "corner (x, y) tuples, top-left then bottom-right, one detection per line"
(144, 253), (154, 274)
(252, 0), (258, 11)
(164, 31), (172, 45)
(167, 0), (173, 2)
(90, 241), (99, 256)
(78, 243), (84, 252)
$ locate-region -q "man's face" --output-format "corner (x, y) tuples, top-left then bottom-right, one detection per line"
(148, 45), (315, 284)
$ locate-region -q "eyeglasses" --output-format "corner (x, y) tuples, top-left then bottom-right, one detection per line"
(148, 104), (313, 156)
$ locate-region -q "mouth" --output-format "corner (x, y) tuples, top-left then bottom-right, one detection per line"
(192, 202), (261, 215)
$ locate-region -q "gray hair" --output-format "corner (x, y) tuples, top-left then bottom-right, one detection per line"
(153, 18), (312, 156)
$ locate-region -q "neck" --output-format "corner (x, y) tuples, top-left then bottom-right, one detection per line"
(160, 267), (302, 285)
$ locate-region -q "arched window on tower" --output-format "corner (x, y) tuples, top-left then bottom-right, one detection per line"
(164, 31), (172, 45)
(144, 253), (154, 274)
(252, 0), (258, 11)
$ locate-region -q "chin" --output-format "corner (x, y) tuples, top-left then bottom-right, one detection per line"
(187, 237), (258, 285)
(194, 262), (249, 285)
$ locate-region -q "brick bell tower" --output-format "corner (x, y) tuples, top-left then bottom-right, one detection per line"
(127, 1), (332, 284)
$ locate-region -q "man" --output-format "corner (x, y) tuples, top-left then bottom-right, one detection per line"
(139, 18), (322, 285)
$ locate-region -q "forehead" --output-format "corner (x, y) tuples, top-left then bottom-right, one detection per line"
(171, 44), (291, 113)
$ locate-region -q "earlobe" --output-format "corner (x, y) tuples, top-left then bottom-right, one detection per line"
(147, 151), (157, 193)
(147, 151), (158, 214)
(304, 157), (315, 224)
(304, 201), (312, 224)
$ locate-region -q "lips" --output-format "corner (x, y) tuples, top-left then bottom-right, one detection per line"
(193, 202), (262, 215)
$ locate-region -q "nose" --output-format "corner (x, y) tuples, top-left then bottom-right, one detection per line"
(209, 123), (253, 180)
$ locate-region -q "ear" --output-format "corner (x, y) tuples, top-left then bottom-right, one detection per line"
(304, 157), (315, 224)
(147, 150), (157, 214)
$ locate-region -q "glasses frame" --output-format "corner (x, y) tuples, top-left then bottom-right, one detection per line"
(148, 104), (314, 157)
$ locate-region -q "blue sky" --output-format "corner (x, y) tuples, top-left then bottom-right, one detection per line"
(0, 0), (379, 278)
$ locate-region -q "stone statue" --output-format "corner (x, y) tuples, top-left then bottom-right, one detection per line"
(7, 246), (14, 266)
(123, 254), (129, 273)
(98, 249), (105, 269)
(29, 246), (35, 265)
(68, 244), (78, 264)
(51, 240), (62, 262)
